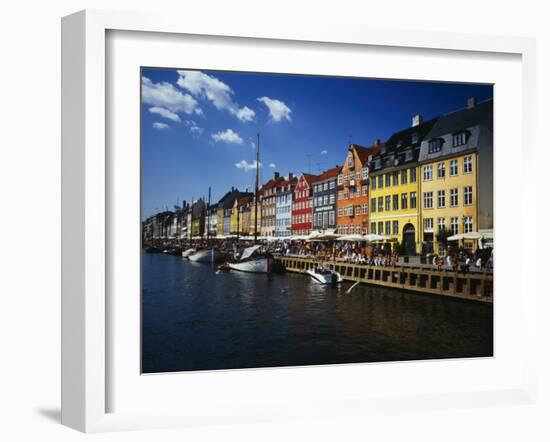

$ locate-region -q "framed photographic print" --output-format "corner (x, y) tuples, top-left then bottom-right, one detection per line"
(62, 9), (537, 433)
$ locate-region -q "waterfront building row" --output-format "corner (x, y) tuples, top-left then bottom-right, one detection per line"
(143, 97), (493, 254)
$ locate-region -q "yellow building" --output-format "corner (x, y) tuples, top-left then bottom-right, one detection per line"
(230, 194), (253, 235)
(248, 197), (262, 237)
(417, 98), (493, 254)
(368, 116), (437, 255)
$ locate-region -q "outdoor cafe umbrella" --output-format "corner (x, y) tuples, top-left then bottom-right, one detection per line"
(363, 233), (386, 241)
(339, 234), (367, 242)
(447, 232), (484, 241)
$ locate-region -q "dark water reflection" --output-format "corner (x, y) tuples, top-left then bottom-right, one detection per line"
(141, 251), (493, 373)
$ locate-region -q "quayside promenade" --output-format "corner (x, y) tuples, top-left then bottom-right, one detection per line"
(275, 255), (493, 303)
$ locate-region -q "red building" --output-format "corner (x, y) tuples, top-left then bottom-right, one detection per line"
(291, 173), (319, 235)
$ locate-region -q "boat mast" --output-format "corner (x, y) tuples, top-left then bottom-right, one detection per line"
(254, 133), (260, 244)
(206, 186), (211, 242)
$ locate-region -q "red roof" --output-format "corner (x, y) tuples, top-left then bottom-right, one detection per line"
(300, 173), (319, 187)
(352, 143), (383, 164)
(315, 165), (342, 182)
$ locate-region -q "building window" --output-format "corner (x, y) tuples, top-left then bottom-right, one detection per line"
(437, 190), (446, 208)
(329, 211), (335, 226)
(464, 216), (473, 233)
(362, 185), (368, 196)
(385, 195), (391, 211)
(437, 162), (446, 178)
(362, 204), (368, 215)
(450, 217), (459, 235)
(371, 198), (376, 213)
(378, 197), (384, 212)
(423, 218), (434, 232)
(338, 174), (343, 185)
(385, 173), (391, 187)
(338, 190), (343, 200)
(410, 192), (417, 209)
(355, 205), (361, 215)
(322, 182), (327, 191)
(405, 150), (413, 161)
(411, 133), (419, 144)
(423, 191), (433, 209)
(438, 217), (445, 232)
(343, 172), (348, 182)
(393, 172), (399, 186)
(464, 155), (473, 173)
(378, 221), (383, 234)
(453, 131), (467, 147)
(464, 186), (473, 205)
(371, 222), (376, 234)
(355, 170), (360, 180)
(330, 180), (336, 189)
(343, 190), (348, 199)
(323, 195), (329, 205)
(385, 221), (391, 235)
(428, 138), (443, 153)
(329, 194), (335, 204)
(347, 152), (354, 167)
(392, 220), (399, 235)
(362, 167), (368, 179)
(450, 188), (458, 207)
(410, 167), (417, 183)
(349, 188), (354, 199)
(401, 169), (408, 184)
(338, 207), (342, 216)
(349, 224), (355, 234)
(392, 194), (399, 211)
(337, 225), (342, 234)
(401, 193), (408, 209)
(423, 165), (433, 181)
(450, 159), (458, 176)
(378, 175), (384, 188)
(371, 177), (377, 190)
(344, 224), (348, 234)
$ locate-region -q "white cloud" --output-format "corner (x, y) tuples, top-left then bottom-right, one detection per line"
(148, 106), (181, 123)
(320, 149), (328, 155)
(211, 128), (243, 144)
(142, 76), (201, 115)
(235, 160), (262, 171)
(185, 120), (204, 137)
(268, 163), (276, 168)
(152, 122), (170, 130)
(177, 70), (255, 122)
(257, 96), (292, 122)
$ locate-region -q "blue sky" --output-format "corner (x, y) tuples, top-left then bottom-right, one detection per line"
(141, 68), (493, 219)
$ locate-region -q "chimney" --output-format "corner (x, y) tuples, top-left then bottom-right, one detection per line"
(373, 138), (381, 146)
(467, 97), (477, 109)
(273, 171), (280, 180)
(231, 186), (235, 192)
(288, 172), (294, 180)
(412, 114), (423, 127)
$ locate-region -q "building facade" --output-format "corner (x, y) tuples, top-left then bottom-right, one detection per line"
(291, 173), (318, 235)
(260, 172), (285, 238)
(337, 143), (381, 236)
(369, 116), (437, 254)
(312, 166), (340, 232)
(417, 98), (493, 254)
(275, 175), (296, 237)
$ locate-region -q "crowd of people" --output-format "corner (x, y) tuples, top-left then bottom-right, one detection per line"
(275, 239), (493, 273)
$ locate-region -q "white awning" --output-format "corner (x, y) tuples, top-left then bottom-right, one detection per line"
(363, 233), (386, 241)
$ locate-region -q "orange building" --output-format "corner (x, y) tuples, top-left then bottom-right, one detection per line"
(336, 142), (382, 235)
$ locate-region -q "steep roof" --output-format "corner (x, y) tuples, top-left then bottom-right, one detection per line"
(353, 144), (383, 163)
(300, 173), (320, 187)
(424, 99), (493, 139)
(315, 165), (342, 182)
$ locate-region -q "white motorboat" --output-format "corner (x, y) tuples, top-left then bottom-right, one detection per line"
(228, 245), (270, 273)
(188, 248), (223, 263)
(181, 248), (196, 258)
(306, 266), (343, 284)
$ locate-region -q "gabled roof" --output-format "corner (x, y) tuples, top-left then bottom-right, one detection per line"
(315, 165), (342, 182)
(300, 173), (320, 187)
(352, 143), (383, 164)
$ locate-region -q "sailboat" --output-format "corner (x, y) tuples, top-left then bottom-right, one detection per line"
(188, 190), (223, 264)
(228, 134), (272, 274)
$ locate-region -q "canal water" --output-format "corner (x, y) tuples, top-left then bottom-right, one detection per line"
(142, 251), (493, 373)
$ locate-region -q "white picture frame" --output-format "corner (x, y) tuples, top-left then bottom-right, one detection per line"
(61, 9), (537, 433)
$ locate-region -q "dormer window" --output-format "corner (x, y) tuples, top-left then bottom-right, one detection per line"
(428, 138), (443, 154)
(452, 131), (468, 147)
(411, 132), (418, 144)
(405, 150), (413, 161)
